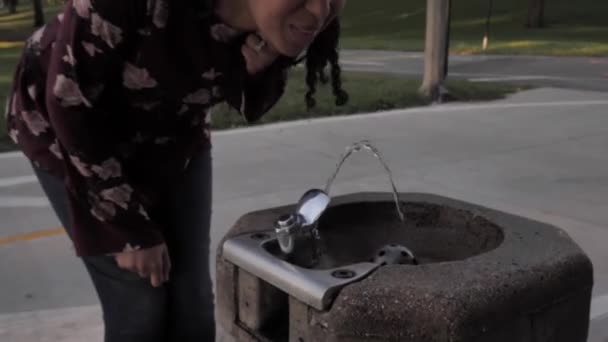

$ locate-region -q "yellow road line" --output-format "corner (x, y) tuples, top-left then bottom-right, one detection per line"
(0, 41), (24, 49)
(0, 228), (65, 247)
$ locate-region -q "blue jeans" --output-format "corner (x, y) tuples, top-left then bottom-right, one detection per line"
(33, 150), (215, 342)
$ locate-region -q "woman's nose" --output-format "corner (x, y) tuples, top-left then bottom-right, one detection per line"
(305, 0), (331, 25)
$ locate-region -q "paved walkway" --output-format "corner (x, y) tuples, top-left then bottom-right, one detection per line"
(340, 50), (608, 92)
(1, 87), (608, 341)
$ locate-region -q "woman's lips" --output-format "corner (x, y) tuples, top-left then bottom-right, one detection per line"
(288, 24), (317, 48)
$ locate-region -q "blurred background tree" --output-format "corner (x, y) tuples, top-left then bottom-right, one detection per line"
(527, 0), (546, 28)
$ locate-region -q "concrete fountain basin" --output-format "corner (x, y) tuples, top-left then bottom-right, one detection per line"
(217, 192), (593, 342)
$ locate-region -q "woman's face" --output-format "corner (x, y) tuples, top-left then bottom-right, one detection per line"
(248, 0), (346, 57)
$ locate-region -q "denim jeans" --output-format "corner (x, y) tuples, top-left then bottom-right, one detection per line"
(33, 149), (215, 342)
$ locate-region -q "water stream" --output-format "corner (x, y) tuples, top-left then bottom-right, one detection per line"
(306, 140), (407, 267)
(324, 139), (405, 222)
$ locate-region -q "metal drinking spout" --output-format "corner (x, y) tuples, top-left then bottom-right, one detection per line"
(275, 189), (330, 254)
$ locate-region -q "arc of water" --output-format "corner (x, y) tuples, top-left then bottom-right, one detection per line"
(324, 139), (405, 222)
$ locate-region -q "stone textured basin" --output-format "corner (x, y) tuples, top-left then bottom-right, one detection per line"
(217, 192), (593, 342)
(271, 200), (505, 269)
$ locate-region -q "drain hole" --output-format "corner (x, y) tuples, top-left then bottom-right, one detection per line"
(332, 269), (356, 279)
(251, 233), (270, 240)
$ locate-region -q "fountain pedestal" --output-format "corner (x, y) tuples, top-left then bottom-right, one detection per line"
(216, 193), (593, 342)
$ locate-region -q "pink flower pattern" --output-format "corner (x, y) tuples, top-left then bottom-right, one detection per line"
(90, 13), (123, 48)
(69, 155), (93, 177)
(209, 23), (240, 43)
(138, 205), (151, 221)
(82, 41), (102, 57)
(89, 191), (117, 222)
(27, 85), (37, 101)
(177, 104), (189, 115)
(183, 88), (211, 105)
(29, 26), (45, 46)
(73, 0), (92, 18)
(53, 75), (92, 107)
(152, 0), (169, 28)
(123, 63), (158, 90)
(21, 110), (50, 136)
(202, 68), (222, 81)
(62, 45), (77, 66)
(100, 184), (133, 210)
(91, 158), (122, 180)
(49, 142), (63, 160)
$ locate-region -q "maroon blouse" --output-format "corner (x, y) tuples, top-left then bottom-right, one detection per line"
(6, 0), (289, 256)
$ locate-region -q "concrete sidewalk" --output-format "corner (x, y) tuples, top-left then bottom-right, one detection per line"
(1, 87), (608, 341)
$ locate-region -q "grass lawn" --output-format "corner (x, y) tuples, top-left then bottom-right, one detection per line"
(210, 69), (525, 130)
(340, 0), (608, 56)
(0, 46), (21, 151)
(0, 2), (61, 41)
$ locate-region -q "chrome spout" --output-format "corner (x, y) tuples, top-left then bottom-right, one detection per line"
(275, 189), (330, 254)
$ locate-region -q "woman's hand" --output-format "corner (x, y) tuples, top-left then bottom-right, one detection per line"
(241, 33), (279, 75)
(115, 243), (171, 287)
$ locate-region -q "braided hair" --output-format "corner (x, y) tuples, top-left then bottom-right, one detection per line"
(301, 18), (349, 110)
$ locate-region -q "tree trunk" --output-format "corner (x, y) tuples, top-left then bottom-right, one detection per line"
(526, 0), (545, 28)
(419, 0), (450, 101)
(33, 0), (44, 27)
(7, 0), (18, 14)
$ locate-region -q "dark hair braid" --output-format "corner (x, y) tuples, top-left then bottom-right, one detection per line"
(304, 18), (348, 110)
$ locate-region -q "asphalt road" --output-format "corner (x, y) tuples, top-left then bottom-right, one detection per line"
(340, 50), (608, 92)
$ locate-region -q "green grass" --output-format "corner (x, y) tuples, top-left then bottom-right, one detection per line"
(0, 46), (21, 151)
(0, 2), (62, 41)
(340, 0), (608, 56)
(209, 68), (525, 130)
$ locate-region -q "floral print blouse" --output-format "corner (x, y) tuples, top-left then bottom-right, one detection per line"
(6, 0), (290, 256)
